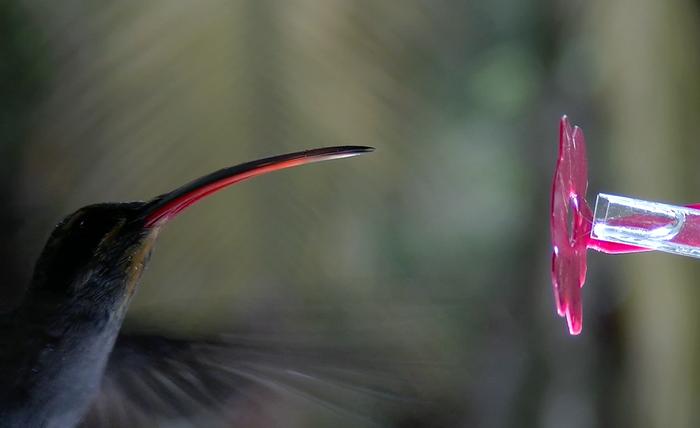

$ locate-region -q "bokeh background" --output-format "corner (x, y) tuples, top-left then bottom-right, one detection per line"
(2, 1), (700, 427)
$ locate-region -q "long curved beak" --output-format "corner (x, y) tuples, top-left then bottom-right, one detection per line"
(140, 146), (373, 227)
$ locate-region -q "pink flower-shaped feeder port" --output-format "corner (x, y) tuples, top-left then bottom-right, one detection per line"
(550, 117), (591, 335)
(550, 116), (649, 335)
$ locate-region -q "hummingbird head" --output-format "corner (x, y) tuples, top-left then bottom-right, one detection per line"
(27, 146), (373, 318)
(30, 202), (152, 305)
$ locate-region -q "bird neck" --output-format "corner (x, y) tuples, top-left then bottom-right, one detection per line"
(0, 281), (132, 426)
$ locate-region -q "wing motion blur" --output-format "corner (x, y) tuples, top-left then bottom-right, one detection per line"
(80, 332), (417, 427)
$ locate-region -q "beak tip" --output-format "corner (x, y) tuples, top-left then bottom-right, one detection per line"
(342, 145), (375, 155)
(343, 146), (375, 158)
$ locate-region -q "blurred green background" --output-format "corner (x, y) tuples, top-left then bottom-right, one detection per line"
(2, 1), (700, 427)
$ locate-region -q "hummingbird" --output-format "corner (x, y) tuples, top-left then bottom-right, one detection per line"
(0, 146), (377, 427)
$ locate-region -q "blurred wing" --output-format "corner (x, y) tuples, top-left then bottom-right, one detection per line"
(80, 333), (416, 427)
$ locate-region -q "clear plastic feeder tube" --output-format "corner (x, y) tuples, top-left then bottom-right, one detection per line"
(591, 193), (700, 258)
